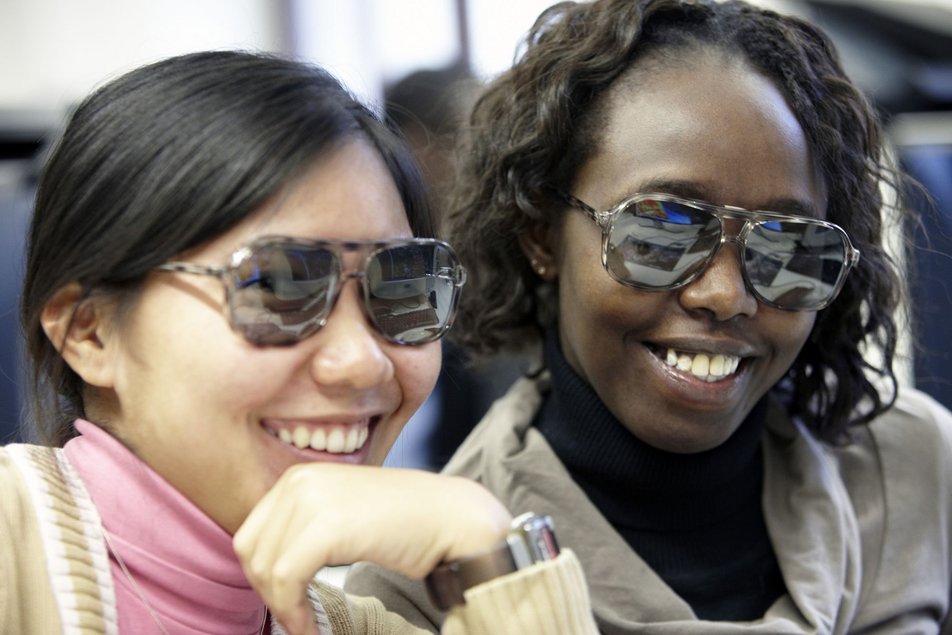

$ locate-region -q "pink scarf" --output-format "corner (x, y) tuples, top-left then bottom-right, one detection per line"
(64, 419), (268, 634)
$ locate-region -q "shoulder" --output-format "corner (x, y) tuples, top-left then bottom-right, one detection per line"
(0, 444), (65, 634)
(833, 386), (952, 512)
(0, 445), (27, 526)
(859, 386), (952, 477)
(0, 444), (73, 527)
(1, 442), (117, 634)
(441, 374), (547, 479)
(833, 388), (952, 627)
(0, 444), (55, 522)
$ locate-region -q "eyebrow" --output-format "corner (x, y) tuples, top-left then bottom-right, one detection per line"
(616, 178), (823, 219)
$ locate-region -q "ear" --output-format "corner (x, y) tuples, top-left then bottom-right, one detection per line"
(518, 221), (559, 283)
(40, 282), (117, 388)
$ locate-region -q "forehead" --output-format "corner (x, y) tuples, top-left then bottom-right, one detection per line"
(574, 51), (826, 213)
(192, 140), (414, 263)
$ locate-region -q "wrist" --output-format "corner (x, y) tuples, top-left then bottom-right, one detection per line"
(425, 512), (560, 610)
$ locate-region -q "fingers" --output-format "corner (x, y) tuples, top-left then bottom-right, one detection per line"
(236, 477), (298, 591)
(234, 462), (513, 634)
(270, 600), (320, 635)
(262, 567), (321, 635)
(235, 472), (323, 635)
(436, 475), (512, 561)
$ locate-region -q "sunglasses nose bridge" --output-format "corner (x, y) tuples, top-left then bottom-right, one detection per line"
(335, 268), (370, 315)
(338, 242), (377, 283)
(341, 268), (366, 282)
(693, 214), (755, 284)
(713, 210), (748, 239)
(710, 212), (760, 262)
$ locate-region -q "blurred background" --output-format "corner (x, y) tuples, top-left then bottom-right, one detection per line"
(2, 0), (951, 467)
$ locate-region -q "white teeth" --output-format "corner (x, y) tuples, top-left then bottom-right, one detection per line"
(327, 429), (345, 453)
(276, 422), (371, 454)
(690, 354), (709, 378)
(663, 348), (741, 382)
(309, 428), (327, 451)
(345, 428), (359, 453)
(677, 354), (693, 371)
(292, 426), (310, 449)
(709, 354), (725, 376)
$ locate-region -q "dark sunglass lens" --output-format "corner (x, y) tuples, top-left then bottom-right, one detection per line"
(366, 243), (460, 344)
(606, 198), (720, 287)
(746, 221), (848, 309)
(231, 243), (338, 344)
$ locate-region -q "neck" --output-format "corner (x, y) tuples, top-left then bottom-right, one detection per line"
(536, 329), (785, 620)
(537, 330), (766, 523)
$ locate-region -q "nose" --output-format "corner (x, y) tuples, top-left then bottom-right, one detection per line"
(307, 280), (395, 389)
(678, 240), (759, 321)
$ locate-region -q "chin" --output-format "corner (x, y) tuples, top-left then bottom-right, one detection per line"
(641, 423), (738, 454)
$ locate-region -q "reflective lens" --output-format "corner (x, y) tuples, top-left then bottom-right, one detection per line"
(582, 194), (859, 311)
(744, 220), (853, 310)
(206, 238), (464, 346)
(605, 200), (720, 287)
(230, 241), (340, 345)
(365, 242), (463, 344)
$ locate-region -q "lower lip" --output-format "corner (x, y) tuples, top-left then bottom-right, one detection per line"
(261, 422), (376, 466)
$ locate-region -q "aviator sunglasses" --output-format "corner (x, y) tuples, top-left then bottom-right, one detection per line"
(156, 236), (467, 346)
(562, 192), (860, 311)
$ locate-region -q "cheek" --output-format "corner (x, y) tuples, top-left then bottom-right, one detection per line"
(368, 343), (442, 463)
(395, 343), (442, 412)
(556, 223), (609, 315)
(113, 284), (275, 422)
(557, 249), (604, 355)
(766, 311), (816, 376)
(556, 234), (647, 357)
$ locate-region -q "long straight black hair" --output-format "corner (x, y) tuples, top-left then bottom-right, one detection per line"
(21, 50), (434, 446)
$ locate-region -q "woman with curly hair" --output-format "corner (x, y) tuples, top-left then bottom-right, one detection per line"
(347, 0), (952, 631)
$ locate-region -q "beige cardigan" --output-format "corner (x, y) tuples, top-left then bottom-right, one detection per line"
(0, 443), (597, 634)
(348, 375), (952, 634)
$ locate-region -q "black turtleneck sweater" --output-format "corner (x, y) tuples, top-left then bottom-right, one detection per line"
(535, 331), (786, 621)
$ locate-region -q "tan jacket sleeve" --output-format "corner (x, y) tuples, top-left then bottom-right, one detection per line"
(0, 447), (63, 634)
(336, 550), (596, 635)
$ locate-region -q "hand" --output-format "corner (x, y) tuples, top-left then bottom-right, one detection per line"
(233, 463), (512, 635)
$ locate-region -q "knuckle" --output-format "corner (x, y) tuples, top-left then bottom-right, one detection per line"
(283, 464), (313, 488)
(232, 534), (251, 557)
(246, 557), (271, 585)
(270, 560), (301, 596)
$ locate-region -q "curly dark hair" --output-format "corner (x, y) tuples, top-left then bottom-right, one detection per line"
(447, 0), (912, 443)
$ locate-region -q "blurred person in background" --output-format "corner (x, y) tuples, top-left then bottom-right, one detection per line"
(384, 63), (527, 471)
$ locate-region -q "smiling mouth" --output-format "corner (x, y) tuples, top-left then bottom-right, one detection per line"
(652, 346), (743, 383)
(265, 419), (373, 454)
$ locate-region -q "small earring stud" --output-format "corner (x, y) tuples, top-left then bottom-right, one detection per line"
(530, 258), (547, 277)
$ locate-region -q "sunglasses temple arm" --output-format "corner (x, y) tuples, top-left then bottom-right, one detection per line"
(560, 192), (618, 229)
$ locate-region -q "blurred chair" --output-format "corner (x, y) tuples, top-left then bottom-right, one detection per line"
(0, 112), (46, 442)
(796, 0), (952, 408)
(893, 112), (952, 410)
